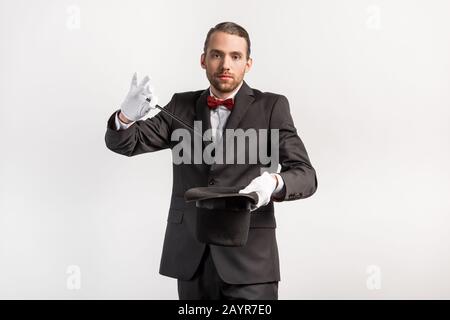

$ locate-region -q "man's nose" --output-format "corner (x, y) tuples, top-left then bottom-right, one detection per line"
(221, 55), (232, 70)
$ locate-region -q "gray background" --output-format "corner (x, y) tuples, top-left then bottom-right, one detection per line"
(1, 0), (449, 299)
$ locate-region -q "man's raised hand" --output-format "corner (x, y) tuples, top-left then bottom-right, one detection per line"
(119, 72), (158, 122)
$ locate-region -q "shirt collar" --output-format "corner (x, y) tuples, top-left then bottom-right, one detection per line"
(209, 80), (244, 101)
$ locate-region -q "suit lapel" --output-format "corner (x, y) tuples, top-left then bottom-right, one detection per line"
(223, 80), (255, 131)
(195, 89), (212, 148)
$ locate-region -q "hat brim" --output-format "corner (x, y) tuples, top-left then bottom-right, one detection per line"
(184, 186), (258, 205)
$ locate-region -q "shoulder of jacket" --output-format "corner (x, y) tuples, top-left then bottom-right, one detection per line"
(173, 89), (204, 100)
(168, 90), (205, 116)
(253, 89), (286, 101)
(252, 90), (288, 110)
(167, 90), (204, 109)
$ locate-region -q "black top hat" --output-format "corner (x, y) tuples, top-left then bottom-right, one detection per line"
(185, 186), (258, 247)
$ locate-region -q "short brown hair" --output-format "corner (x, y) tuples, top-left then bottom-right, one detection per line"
(203, 22), (251, 60)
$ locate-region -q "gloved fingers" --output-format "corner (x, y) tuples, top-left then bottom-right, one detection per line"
(141, 86), (152, 97)
(256, 197), (265, 208)
(256, 194), (264, 208)
(144, 84), (154, 95)
(140, 91), (158, 108)
(238, 188), (249, 194)
(130, 72), (138, 88)
(142, 104), (151, 114)
(149, 94), (158, 108)
(239, 186), (254, 194)
(138, 75), (150, 88)
(139, 98), (151, 114)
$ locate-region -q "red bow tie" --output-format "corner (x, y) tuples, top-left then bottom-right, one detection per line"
(207, 95), (234, 110)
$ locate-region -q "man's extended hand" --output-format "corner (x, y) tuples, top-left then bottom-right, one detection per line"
(120, 72), (158, 122)
(239, 172), (278, 210)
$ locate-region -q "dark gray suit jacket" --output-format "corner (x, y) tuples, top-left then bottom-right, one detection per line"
(104, 81), (317, 284)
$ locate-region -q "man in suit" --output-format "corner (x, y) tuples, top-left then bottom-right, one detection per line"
(105, 22), (317, 300)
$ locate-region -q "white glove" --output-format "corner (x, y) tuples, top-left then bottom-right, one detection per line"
(120, 72), (158, 122)
(239, 172), (278, 210)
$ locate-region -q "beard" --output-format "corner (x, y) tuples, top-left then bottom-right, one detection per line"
(206, 71), (243, 94)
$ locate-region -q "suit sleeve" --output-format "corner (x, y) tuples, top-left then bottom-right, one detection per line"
(104, 94), (177, 157)
(270, 95), (318, 201)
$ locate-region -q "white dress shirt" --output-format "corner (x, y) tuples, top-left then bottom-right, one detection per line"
(208, 81), (241, 143)
(114, 82), (284, 195)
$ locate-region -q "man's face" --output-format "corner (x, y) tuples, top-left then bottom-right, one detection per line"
(201, 31), (252, 97)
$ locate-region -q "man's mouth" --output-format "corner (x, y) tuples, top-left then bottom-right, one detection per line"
(217, 74), (233, 80)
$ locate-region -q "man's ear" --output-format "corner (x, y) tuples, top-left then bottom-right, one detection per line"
(245, 57), (253, 73)
(200, 53), (206, 69)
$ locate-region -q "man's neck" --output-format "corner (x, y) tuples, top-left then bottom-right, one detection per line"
(209, 80), (244, 100)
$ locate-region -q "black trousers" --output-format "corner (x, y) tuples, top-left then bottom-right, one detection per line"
(177, 246), (278, 300)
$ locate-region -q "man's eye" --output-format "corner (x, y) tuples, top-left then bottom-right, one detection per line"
(233, 55), (240, 60)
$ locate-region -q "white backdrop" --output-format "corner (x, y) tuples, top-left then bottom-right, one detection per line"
(1, 0), (449, 299)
